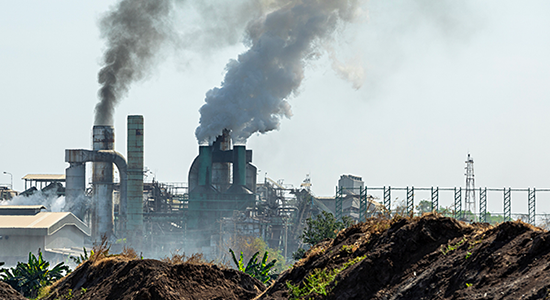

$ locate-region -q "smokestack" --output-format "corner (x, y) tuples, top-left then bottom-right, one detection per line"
(92, 126), (115, 239)
(126, 115), (144, 236)
(212, 129), (231, 192)
(227, 145), (252, 194)
(198, 146), (213, 187)
(65, 162), (86, 220)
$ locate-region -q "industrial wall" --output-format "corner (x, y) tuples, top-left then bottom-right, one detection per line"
(0, 235), (45, 265)
(45, 226), (86, 249)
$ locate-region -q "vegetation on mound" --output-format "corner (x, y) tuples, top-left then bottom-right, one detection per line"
(293, 211), (355, 260)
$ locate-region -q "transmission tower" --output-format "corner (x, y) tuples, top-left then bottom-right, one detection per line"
(464, 153), (476, 219)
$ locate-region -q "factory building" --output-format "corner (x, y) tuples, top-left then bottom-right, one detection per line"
(0, 205), (90, 266)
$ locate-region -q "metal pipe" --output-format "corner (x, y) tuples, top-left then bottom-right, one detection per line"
(66, 147), (127, 239)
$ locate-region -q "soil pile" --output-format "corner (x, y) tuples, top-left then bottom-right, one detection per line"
(257, 213), (550, 299)
(44, 257), (265, 300)
(0, 281), (26, 300)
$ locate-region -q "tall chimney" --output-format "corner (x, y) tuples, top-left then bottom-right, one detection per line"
(92, 125), (115, 239)
(227, 145), (252, 194)
(126, 116), (143, 237)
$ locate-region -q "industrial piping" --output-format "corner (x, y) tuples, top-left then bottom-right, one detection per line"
(65, 149), (127, 238)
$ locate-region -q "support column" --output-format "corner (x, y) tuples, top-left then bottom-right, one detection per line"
(454, 187), (462, 219)
(528, 188), (536, 225)
(335, 186), (343, 220)
(503, 187), (511, 222)
(384, 186), (391, 215)
(479, 188), (487, 223)
(431, 187), (439, 212)
(406, 186), (414, 216)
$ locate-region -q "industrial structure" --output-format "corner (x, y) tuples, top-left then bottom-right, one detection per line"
(6, 117), (550, 262)
(0, 205), (90, 266)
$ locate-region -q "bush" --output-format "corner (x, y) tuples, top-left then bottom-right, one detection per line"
(0, 250), (70, 298)
(229, 249), (277, 285)
(293, 212), (354, 259)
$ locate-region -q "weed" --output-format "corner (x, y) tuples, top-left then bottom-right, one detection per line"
(340, 245), (355, 254)
(441, 238), (467, 255)
(466, 283), (472, 288)
(286, 255), (367, 299)
(70, 247), (92, 265)
(80, 287), (87, 295)
(161, 251), (213, 265)
(89, 234), (111, 264)
(465, 251), (472, 259)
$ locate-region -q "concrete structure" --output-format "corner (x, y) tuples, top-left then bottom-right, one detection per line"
(127, 115), (144, 237)
(338, 174), (364, 195)
(0, 205), (90, 266)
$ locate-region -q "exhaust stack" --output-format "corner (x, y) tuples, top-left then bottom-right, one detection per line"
(92, 126), (115, 239)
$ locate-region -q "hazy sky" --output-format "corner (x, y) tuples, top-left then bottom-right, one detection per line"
(1, 1), (550, 215)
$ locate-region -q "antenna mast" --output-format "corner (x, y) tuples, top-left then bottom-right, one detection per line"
(464, 154), (476, 219)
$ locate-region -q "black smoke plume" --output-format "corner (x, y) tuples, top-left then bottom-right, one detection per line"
(95, 0), (177, 126)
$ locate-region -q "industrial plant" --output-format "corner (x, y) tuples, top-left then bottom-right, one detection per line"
(1, 114), (382, 263)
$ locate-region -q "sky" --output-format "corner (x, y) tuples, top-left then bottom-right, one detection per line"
(1, 1), (550, 215)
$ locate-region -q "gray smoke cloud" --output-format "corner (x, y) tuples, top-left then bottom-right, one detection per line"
(195, 0), (364, 145)
(95, 0), (179, 126)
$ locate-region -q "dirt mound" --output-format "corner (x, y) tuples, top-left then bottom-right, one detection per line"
(257, 213), (550, 299)
(0, 281), (26, 300)
(44, 257), (265, 300)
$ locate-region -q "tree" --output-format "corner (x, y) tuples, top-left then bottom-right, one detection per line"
(416, 200), (433, 214)
(293, 211), (354, 259)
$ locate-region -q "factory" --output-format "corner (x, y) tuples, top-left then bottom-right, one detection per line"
(0, 114), (380, 262)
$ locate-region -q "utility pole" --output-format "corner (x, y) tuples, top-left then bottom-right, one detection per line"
(464, 154), (476, 220)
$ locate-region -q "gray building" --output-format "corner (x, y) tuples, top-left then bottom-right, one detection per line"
(0, 205), (90, 265)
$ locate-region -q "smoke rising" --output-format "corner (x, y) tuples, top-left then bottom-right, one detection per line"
(1, 190), (66, 212)
(195, 0), (364, 144)
(95, 0), (179, 126)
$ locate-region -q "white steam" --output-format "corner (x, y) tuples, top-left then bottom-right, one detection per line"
(1, 190), (65, 212)
(195, 0), (365, 144)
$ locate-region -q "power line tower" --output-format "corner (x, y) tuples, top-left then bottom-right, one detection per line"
(464, 154), (476, 220)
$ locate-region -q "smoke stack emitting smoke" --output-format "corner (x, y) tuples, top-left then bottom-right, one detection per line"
(95, 0), (177, 126)
(93, 0), (364, 139)
(195, 0), (364, 145)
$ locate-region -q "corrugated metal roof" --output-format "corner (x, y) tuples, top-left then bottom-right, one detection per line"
(0, 212), (90, 236)
(21, 174), (65, 181)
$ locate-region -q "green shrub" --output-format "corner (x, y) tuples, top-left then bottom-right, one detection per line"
(229, 249), (277, 285)
(0, 250), (70, 298)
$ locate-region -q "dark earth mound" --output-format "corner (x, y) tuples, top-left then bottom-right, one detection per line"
(44, 258), (265, 300)
(257, 213), (550, 300)
(0, 281), (26, 300)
